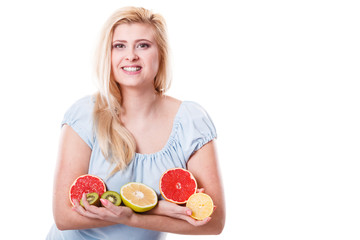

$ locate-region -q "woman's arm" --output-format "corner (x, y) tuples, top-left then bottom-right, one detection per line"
(76, 196), (213, 234)
(186, 139), (226, 234)
(142, 140), (225, 234)
(72, 139), (225, 235)
(52, 125), (116, 230)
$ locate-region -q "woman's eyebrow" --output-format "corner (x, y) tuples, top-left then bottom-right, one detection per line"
(135, 38), (153, 43)
(112, 40), (127, 43)
(112, 39), (153, 43)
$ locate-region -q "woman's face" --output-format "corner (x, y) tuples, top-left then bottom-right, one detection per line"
(111, 23), (160, 91)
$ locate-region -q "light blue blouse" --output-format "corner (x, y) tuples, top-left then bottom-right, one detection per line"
(47, 95), (217, 240)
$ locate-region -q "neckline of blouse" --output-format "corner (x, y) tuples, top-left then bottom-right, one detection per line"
(134, 101), (188, 158)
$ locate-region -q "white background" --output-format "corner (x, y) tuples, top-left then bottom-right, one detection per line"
(0, 0), (359, 239)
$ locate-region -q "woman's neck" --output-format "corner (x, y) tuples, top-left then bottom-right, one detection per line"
(120, 87), (162, 120)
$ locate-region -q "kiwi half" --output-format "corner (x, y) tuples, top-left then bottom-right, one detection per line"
(80, 192), (100, 207)
(101, 191), (122, 206)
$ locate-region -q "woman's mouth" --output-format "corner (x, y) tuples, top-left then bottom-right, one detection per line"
(122, 66), (142, 72)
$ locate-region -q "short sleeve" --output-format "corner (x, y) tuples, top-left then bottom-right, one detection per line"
(61, 96), (95, 149)
(176, 101), (217, 161)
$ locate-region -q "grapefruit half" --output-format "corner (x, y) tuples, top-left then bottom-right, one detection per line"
(69, 174), (106, 206)
(120, 182), (158, 212)
(159, 168), (197, 204)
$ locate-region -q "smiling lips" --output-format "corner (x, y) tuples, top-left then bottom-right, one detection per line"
(122, 66), (142, 74)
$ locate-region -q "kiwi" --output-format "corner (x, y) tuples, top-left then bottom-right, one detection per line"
(101, 191), (122, 206)
(80, 192), (100, 207)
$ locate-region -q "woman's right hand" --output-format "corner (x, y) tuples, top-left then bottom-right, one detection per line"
(72, 193), (134, 225)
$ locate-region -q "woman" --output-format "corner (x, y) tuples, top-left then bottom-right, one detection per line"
(47, 6), (225, 239)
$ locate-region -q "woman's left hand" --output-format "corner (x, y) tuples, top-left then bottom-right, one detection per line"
(147, 188), (214, 226)
(72, 193), (134, 224)
(148, 200), (212, 226)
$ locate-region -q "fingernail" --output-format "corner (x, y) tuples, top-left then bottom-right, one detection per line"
(100, 199), (108, 206)
(187, 210), (192, 215)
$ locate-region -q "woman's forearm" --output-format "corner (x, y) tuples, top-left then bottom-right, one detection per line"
(65, 197), (224, 234)
(56, 207), (223, 235)
(54, 207), (116, 230)
(130, 212), (224, 235)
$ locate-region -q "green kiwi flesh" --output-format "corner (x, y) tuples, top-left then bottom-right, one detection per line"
(80, 192), (100, 207)
(101, 191), (122, 206)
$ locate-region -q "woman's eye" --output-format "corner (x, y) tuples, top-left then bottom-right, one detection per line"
(137, 43), (150, 49)
(113, 43), (125, 49)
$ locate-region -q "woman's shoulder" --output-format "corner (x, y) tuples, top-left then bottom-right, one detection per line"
(64, 95), (95, 116)
(70, 95), (96, 108)
(61, 94), (96, 148)
(161, 95), (181, 111)
(178, 100), (213, 121)
(170, 97), (216, 134)
(162, 95), (209, 118)
(167, 98), (217, 161)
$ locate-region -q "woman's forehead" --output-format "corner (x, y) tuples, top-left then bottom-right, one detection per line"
(112, 23), (155, 42)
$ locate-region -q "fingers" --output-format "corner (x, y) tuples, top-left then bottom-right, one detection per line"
(72, 197), (100, 219)
(100, 199), (123, 216)
(175, 206), (212, 227)
(196, 188), (205, 193)
(185, 216), (212, 226)
(154, 200), (212, 226)
(74, 193), (111, 220)
(174, 204), (191, 216)
(176, 206), (192, 219)
(172, 204), (194, 220)
(80, 193), (102, 213)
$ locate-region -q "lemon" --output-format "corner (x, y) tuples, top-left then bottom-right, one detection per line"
(186, 193), (214, 220)
(120, 182), (158, 212)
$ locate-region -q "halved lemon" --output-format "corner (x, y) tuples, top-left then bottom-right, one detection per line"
(186, 193), (214, 220)
(120, 182), (158, 212)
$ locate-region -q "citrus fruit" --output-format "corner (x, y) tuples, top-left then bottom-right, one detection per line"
(186, 193), (214, 220)
(159, 168), (197, 204)
(120, 182), (158, 212)
(69, 174), (106, 206)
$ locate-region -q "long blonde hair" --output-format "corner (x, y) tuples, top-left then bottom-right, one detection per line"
(93, 7), (171, 173)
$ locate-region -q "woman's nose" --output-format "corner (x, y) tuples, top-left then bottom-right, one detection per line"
(125, 49), (139, 61)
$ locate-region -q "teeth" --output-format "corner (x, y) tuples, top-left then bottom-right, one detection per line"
(123, 66), (141, 72)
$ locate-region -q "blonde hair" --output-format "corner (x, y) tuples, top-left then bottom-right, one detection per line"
(93, 7), (171, 174)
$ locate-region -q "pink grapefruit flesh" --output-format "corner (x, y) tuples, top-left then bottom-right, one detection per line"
(160, 168), (197, 204)
(69, 174), (106, 206)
